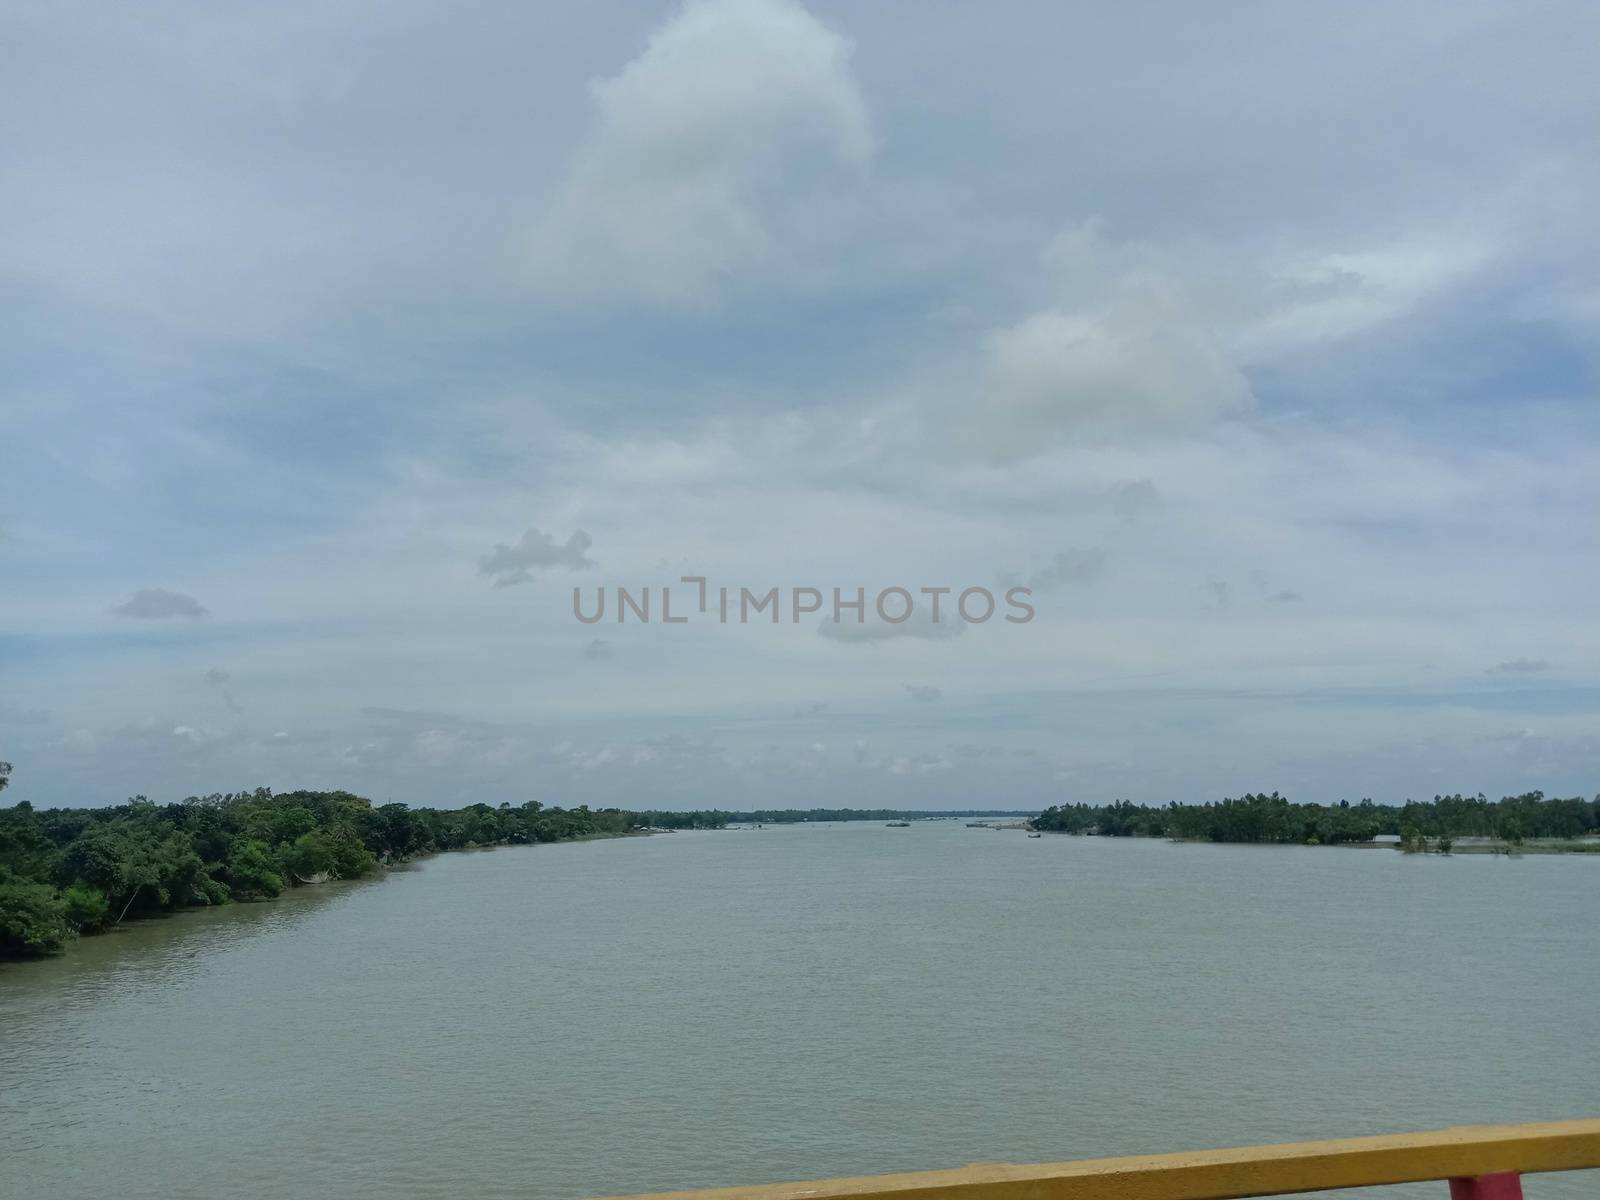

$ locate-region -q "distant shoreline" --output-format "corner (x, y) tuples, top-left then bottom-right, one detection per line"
(1030, 792), (1598, 849)
(1039, 830), (1600, 855)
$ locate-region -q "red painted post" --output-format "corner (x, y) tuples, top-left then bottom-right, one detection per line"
(1448, 1173), (1524, 1199)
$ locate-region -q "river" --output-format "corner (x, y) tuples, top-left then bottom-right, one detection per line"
(2, 822), (1596, 1199)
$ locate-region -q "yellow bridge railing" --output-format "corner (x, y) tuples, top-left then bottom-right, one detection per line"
(597, 1119), (1600, 1200)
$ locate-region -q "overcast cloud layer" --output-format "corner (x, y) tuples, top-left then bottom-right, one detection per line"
(2, 0), (1598, 809)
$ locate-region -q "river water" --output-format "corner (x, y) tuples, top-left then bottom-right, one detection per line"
(3, 822), (1596, 1199)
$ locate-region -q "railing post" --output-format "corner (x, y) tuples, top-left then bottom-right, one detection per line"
(1449, 1173), (1524, 1199)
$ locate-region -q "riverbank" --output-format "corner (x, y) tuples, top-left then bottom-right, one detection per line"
(1043, 830), (1600, 855)
(10, 787), (1598, 959)
(0, 789), (656, 960)
(1030, 791), (1598, 845)
(1444, 840), (1600, 855)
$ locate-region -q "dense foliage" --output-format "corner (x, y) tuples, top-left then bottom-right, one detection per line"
(1031, 791), (1600, 845)
(643, 808), (1030, 828)
(0, 784), (640, 958)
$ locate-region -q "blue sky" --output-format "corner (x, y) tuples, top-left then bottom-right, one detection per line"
(2, 0), (1598, 809)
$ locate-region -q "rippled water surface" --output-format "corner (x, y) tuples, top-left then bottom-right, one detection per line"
(3, 823), (1597, 1200)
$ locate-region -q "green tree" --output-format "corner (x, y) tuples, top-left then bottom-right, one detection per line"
(60, 822), (164, 919)
(328, 832), (377, 880)
(1497, 812), (1525, 849)
(222, 839), (284, 900)
(61, 884), (111, 932)
(0, 867), (72, 956)
(60, 819), (225, 919)
(0, 800), (57, 879)
(285, 831), (336, 880)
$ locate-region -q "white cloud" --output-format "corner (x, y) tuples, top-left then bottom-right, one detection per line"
(970, 220), (1497, 455)
(1240, 233), (1496, 359)
(982, 304), (1251, 447)
(975, 224), (1253, 449)
(526, 0), (872, 304)
(6, 3), (1600, 812)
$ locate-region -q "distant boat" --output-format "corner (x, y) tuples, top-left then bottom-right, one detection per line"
(966, 821), (988, 828)
(886, 820), (911, 827)
(1027, 832), (1042, 838)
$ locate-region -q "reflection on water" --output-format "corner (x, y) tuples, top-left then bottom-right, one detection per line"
(3, 827), (1596, 1200)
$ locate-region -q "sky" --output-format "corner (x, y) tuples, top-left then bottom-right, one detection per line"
(2, 0), (1598, 811)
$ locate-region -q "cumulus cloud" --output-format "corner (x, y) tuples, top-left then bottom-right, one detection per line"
(111, 588), (208, 619)
(479, 528), (595, 587)
(526, 0), (872, 304)
(1487, 658), (1551, 675)
(971, 220), (1496, 455)
(983, 302), (1251, 447)
(903, 683), (941, 702)
(976, 224), (1251, 450)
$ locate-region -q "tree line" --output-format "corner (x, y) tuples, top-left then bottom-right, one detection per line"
(8, 772), (1596, 958)
(643, 807), (1030, 828)
(0, 777), (645, 958)
(1030, 791), (1600, 845)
